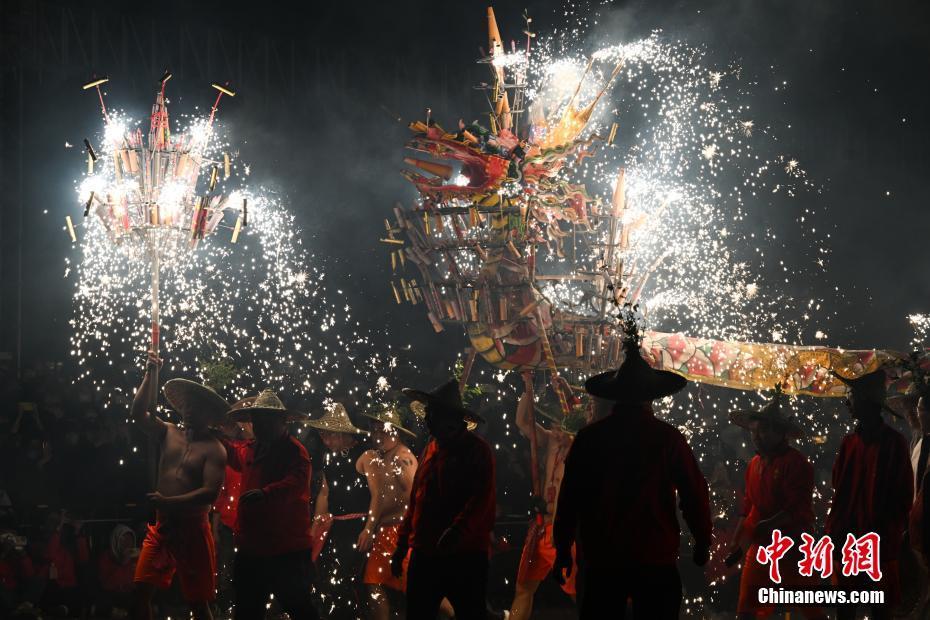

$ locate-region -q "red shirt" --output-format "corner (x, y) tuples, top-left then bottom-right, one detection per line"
(97, 552), (135, 593)
(398, 431), (496, 554)
(553, 406), (712, 567)
(214, 464), (243, 529)
(225, 435), (313, 556)
(741, 446), (815, 537)
(826, 421), (913, 560)
(37, 532), (88, 589)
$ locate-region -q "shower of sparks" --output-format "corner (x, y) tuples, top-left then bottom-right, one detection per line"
(425, 12), (871, 616)
(910, 314), (930, 349)
(68, 107), (396, 412)
(527, 31), (830, 345)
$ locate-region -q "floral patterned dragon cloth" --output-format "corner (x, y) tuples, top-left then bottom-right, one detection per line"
(641, 331), (929, 398)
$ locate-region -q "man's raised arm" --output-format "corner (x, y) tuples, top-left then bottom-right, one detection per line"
(130, 352), (168, 440)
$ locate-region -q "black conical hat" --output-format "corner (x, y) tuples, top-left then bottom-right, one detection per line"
(584, 338), (687, 402)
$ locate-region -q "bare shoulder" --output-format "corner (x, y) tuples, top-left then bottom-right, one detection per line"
(161, 421), (182, 441)
(357, 449), (378, 473)
(206, 435), (227, 460)
(396, 444), (417, 468)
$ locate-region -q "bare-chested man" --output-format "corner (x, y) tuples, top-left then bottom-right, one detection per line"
(509, 373), (605, 620)
(130, 353), (228, 620)
(356, 407), (418, 620)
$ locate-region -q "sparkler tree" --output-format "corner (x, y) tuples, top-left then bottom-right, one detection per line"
(388, 8), (930, 411)
(72, 72), (244, 409)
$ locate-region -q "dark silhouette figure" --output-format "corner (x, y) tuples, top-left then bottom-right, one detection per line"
(827, 368), (913, 620)
(392, 380), (495, 620)
(222, 391), (320, 620)
(553, 338), (712, 619)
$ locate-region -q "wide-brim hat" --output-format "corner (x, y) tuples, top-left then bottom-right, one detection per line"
(832, 368), (887, 402)
(832, 367), (901, 418)
(306, 402), (367, 435)
(584, 341), (687, 401)
(227, 390), (308, 422)
(402, 379), (485, 425)
(163, 378), (230, 423)
(409, 400), (479, 431)
(362, 406), (417, 438)
(729, 388), (804, 439)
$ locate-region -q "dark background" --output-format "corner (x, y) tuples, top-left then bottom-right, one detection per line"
(1, 0), (929, 379)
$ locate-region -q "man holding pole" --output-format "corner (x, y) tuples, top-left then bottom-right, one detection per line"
(130, 353), (229, 620)
(508, 373), (591, 620)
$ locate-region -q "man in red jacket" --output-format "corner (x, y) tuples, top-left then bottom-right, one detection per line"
(727, 386), (826, 619)
(223, 391), (319, 620)
(826, 368), (913, 620)
(553, 334), (712, 619)
(392, 380), (495, 620)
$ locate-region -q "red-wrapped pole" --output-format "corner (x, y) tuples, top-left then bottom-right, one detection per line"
(149, 238), (160, 411)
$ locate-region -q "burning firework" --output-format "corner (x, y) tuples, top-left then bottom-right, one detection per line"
(388, 9), (846, 401)
(71, 74), (242, 408)
(69, 74), (392, 412)
(910, 314), (930, 349)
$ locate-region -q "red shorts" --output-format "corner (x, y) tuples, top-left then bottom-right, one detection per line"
(516, 522), (576, 596)
(362, 524), (409, 592)
(737, 545), (825, 618)
(134, 514), (216, 603)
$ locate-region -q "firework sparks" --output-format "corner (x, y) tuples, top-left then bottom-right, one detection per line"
(527, 31), (826, 343)
(701, 143), (719, 162)
(69, 83), (394, 411)
(909, 314), (930, 349)
(389, 13), (851, 614)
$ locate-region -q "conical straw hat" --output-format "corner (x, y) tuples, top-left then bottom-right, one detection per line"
(306, 402), (366, 435)
(163, 378), (230, 423)
(227, 389), (307, 422)
(362, 406), (417, 438)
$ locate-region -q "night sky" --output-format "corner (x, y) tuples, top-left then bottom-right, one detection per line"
(2, 0), (929, 384)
